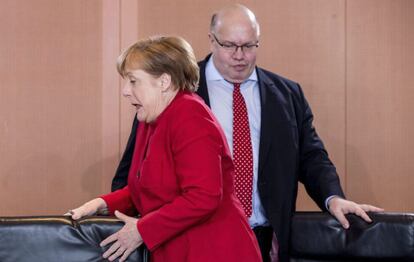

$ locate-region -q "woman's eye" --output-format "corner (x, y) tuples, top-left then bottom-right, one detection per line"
(130, 80), (136, 84)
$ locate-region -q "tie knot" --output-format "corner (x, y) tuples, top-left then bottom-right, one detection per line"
(233, 82), (241, 90)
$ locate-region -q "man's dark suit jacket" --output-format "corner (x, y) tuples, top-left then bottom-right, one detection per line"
(111, 55), (345, 262)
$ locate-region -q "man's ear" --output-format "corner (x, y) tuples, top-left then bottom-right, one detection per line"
(208, 33), (216, 53)
(208, 33), (214, 43)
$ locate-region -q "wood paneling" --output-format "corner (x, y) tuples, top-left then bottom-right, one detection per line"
(347, 0), (414, 211)
(101, 0), (122, 192)
(256, 0), (346, 210)
(0, 0), (104, 215)
(119, 0), (140, 157)
(0, 0), (413, 216)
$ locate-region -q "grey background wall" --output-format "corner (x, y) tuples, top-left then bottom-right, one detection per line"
(0, 0), (413, 215)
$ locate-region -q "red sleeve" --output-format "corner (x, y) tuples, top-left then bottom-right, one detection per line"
(137, 103), (224, 250)
(100, 186), (137, 216)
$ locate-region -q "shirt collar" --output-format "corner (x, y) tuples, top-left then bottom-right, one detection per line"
(205, 55), (258, 83)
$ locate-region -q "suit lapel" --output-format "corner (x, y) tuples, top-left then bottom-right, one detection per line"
(257, 68), (292, 177)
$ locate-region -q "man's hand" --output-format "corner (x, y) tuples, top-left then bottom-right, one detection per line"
(328, 197), (384, 229)
(100, 211), (143, 262)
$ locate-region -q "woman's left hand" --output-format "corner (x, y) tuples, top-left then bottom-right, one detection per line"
(100, 210), (143, 262)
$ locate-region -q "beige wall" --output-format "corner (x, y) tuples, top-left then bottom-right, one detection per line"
(0, 0), (413, 216)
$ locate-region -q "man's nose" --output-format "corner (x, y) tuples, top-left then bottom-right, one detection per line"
(232, 47), (244, 60)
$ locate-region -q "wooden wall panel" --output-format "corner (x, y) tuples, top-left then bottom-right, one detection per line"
(101, 0), (121, 198)
(119, 0), (140, 159)
(346, 0), (414, 211)
(256, 0), (346, 210)
(0, 0), (103, 215)
(1, 0), (412, 216)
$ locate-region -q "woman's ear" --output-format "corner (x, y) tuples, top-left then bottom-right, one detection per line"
(160, 73), (172, 92)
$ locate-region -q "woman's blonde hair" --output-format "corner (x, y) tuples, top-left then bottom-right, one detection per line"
(117, 36), (199, 92)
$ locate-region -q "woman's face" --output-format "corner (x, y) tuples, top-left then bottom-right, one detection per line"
(122, 69), (166, 123)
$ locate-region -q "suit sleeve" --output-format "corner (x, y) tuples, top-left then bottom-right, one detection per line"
(137, 104), (224, 251)
(111, 116), (138, 192)
(100, 186), (138, 216)
(294, 83), (345, 210)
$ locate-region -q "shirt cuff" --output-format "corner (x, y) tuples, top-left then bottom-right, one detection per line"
(325, 195), (342, 211)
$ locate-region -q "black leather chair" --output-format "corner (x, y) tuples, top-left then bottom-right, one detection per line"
(1, 212), (413, 261)
(0, 216), (148, 262)
(290, 212), (414, 262)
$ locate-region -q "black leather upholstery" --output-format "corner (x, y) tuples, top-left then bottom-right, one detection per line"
(0, 216), (148, 262)
(290, 212), (414, 262)
(1, 212), (413, 261)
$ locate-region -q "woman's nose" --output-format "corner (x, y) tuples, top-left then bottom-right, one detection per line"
(122, 84), (130, 97)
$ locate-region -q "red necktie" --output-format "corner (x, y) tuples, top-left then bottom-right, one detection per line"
(232, 83), (253, 217)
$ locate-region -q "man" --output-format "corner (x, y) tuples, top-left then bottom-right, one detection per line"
(111, 4), (382, 262)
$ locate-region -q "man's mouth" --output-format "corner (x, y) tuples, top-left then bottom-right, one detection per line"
(233, 64), (247, 71)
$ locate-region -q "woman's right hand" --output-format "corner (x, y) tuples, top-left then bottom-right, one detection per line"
(66, 198), (108, 220)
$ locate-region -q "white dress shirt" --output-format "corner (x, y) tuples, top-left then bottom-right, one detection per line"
(205, 57), (269, 227)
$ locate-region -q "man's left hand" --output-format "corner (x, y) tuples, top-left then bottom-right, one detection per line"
(100, 211), (143, 262)
(328, 197), (384, 229)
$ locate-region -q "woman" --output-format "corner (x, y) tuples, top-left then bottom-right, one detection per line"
(68, 36), (261, 262)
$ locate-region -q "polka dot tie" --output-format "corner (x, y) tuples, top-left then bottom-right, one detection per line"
(232, 83), (253, 217)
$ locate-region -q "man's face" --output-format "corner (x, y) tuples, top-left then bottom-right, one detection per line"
(210, 21), (259, 83)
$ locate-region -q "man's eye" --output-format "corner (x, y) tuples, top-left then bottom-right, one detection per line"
(223, 44), (236, 49)
(244, 44), (256, 49)
(130, 80), (136, 84)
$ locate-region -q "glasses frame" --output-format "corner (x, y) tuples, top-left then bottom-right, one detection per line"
(212, 33), (259, 54)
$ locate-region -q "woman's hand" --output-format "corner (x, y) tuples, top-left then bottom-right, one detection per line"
(65, 198), (108, 220)
(100, 210), (143, 262)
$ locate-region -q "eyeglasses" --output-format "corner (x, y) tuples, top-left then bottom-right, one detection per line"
(212, 33), (259, 54)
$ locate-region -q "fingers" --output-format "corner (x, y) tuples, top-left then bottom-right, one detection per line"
(354, 208), (372, 223)
(328, 197), (349, 228)
(63, 210), (73, 217)
(100, 232), (118, 247)
(119, 248), (134, 262)
(72, 209), (85, 220)
(101, 240), (130, 262)
(100, 213), (142, 262)
(330, 199), (384, 228)
(63, 210), (82, 220)
(102, 240), (121, 259)
(66, 198), (106, 220)
(64, 207), (85, 220)
(332, 210), (350, 229)
(100, 230), (135, 262)
(115, 210), (129, 222)
(108, 246), (127, 261)
(103, 242), (134, 262)
(350, 203), (384, 224)
(353, 204), (383, 223)
(360, 204), (384, 212)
